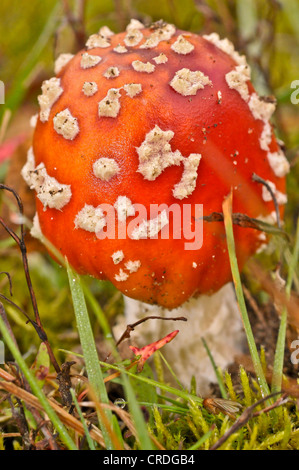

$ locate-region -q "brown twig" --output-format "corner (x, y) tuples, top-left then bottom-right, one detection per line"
(57, 361), (76, 407)
(0, 302), (20, 350)
(0, 294), (44, 337)
(194, 0), (221, 30)
(0, 302), (60, 449)
(0, 184), (60, 373)
(0, 380), (105, 446)
(104, 315), (186, 365)
(29, 410), (60, 450)
(115, 315), (187, 348)
(0, 309), (61, 450)
(61, 0), (87, 49)
(34, 431), (60, 450)
(210, 392), (285, 450)
(252, 173), (281, 229)
(201, 211), (288, 239)
(7, 396), (31, 450)
(252, 393), (288, 417)
(0, 272), (13, 297)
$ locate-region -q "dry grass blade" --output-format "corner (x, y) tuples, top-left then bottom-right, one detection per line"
(87, 386), (124, 450)
(222, 192), (270, 399)
(82, 400), (137, 444)
(79, 400), (165, 450)
(0, 380), (105, 446)
(0, 368), (16, 382)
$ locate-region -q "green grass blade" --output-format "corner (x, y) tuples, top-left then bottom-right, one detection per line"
(271, 308), (287, 394)
(98, 360), (202, 406)
(222, 193), (270, 399)
(71, 272), (153, 449)
(201, 337), (228, 399)
(137, 401), (188, 415)
(157, 394), (189, 409)
(66, 258), (116, 449)
(0, 314), (77, 450)
(272, 217), (299, 393)
(157, 351), (185, 390)
(121, 371), (154, 449)
(70, 389), (96, 450)
(81, 278), (154, 449)
(81, 280), (114, 343)
(285, 218), (299, 298)
(188, 427), (214, 450)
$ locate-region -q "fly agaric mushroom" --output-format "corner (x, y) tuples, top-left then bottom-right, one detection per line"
(22, 20), (289, 393)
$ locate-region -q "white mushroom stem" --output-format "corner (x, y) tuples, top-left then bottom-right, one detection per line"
(117, 283), (246, 395)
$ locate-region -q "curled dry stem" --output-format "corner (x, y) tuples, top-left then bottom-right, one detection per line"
(0, 184), (60, 373)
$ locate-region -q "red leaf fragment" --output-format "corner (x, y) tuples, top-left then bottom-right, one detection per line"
(130, 330), (179, 372)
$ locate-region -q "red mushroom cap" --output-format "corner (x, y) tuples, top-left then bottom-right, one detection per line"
(22, 20), (289, 308)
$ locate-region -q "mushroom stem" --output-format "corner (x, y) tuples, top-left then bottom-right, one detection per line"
(120, 283), (246, 395)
